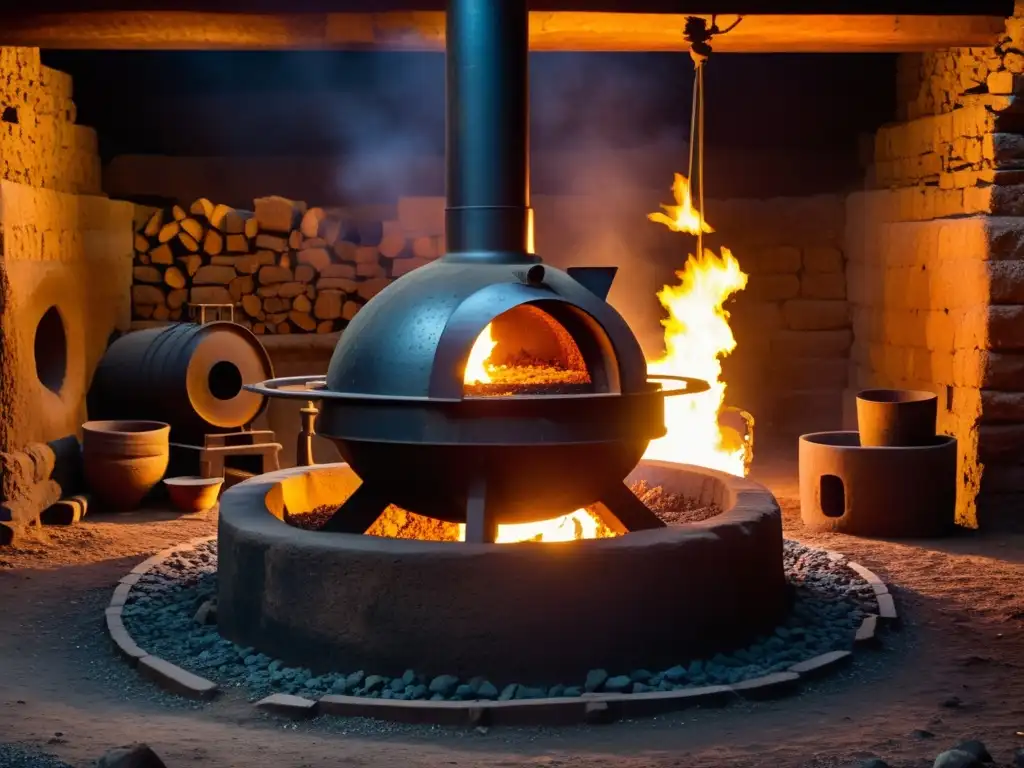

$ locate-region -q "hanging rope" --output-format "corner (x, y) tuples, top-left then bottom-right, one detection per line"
(681, 14), (742, 259)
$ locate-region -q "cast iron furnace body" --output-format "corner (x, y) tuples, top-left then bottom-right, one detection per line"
(248, 0), (707, 542)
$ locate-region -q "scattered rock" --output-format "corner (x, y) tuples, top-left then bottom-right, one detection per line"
(120, 539), (877, 706)
(193, 598), (217, 626)
(604, 675), (632, 693)
(913, 729), (936, 740)
(856, 759), (890, 768)
(584, 668), (608, 692)
(362, 675), (386, 694)
(952, 741), (992, 763)
(428, 674), (459, 697)
(96, 743), (167, 768)
(933, 750), (983, 768)
(940, 696), (962, 709)
(476, 681), (499, 700)
(498, 683), (518, 701)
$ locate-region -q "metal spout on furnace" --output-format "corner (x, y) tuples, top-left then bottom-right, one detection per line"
(567, 267), (618, 302)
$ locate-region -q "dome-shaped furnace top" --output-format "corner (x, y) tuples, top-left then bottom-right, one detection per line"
(325, 258), (649, 400)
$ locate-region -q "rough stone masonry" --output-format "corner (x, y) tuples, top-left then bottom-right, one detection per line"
(0, 47), (133, 542)
(847, 1), (1024, 528)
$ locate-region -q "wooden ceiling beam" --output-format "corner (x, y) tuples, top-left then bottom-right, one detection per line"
(0, 0), (1014, 14)
(0, 12), (1006, 53)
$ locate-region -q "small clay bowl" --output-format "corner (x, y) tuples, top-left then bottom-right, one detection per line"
(163, 476), (224, 513)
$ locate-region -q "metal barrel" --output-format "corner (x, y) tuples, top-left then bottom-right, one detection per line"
(86, 322), (274, 441)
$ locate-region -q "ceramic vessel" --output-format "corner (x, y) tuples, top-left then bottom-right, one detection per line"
(82, 420), (170, 511)
(163, 476), (224, 513)
(855, 388), (937, 447)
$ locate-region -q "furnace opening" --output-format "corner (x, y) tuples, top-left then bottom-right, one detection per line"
(462, 304), (593, 397)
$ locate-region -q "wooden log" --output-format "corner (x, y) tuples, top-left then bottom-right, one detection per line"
(241, 294), (262, 318)
(255, 195), (306, 233)
(255, 234), (288, 252)
(288, 230), (302, 249)
(300, 207), (326, 239)
(133, 265), (162, 283)
(190, 197), (215, 220)
(150, 243), (173, 265)
(180, 217), (204, 242)
(290, 310), (317, 331)
(252, 323), (266, 335)
(134, 232), (151, 253)
(178, 231), (200, 253)
(276, 321), (292, 334)
(171, 204), (187, 222)
(0, 9), (1007, 52)
(137, 252), (151, 265)
(178, 254), (202, 276)
(164, 266), (187, 290)
(244, 216), (259, 239)
(293, 294), (312, 313)
(317, 320), (335, 333)
(209, 203), (233, 231)
(203, 228), (224, 256)
(226, 234), (249, 252)
(167, 288), (187, 310)
(143, 209), (163, 238)
(229, 275), (255, 301)
(224, 209), (251, 234)
(157, 220), (180, 244)
(153, 304), (171, 321)
(342, 300), (361, 321)
(135, 304), (155, 319)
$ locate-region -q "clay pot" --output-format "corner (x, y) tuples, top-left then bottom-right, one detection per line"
(163, 476), (224, 513)
(82, 420), (170, 511)
(855, 389), (937, 447)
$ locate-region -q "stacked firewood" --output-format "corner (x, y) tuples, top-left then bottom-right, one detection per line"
(130, 195), (441, 334)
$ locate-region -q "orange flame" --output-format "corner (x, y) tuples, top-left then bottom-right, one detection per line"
(643, 174), (748, 476)
(647, 172), (715, 235)
(463, 322), (497, 385)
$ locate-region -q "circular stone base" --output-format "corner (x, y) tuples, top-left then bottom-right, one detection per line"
(217, 460), (787, 683)
(799, 431), (957, 537)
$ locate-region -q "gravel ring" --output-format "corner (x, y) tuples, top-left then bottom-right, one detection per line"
(0, 744), (74, 768)
(113, 537), (885, 712)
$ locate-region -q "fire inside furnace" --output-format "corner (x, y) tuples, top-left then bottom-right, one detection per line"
(455, 172), (749, 544)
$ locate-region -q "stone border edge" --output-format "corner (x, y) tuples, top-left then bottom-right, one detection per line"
(107, 539), (894, 724)
(106, 536), (220, 701)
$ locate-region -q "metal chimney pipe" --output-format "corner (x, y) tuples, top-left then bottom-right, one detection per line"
(444, 0), (535, 262)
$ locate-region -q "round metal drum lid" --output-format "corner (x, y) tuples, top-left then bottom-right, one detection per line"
(184, 323), (274, 429)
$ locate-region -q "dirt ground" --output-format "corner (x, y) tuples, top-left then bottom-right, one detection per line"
(2, 461), (1024, 768)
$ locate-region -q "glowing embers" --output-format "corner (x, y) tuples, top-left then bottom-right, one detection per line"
(461, 304), (591, 397)
(284, 478), (724, 544)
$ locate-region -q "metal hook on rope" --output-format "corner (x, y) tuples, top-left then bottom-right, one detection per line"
(679, 15), (741, 256)
(682, 15), (743, 66)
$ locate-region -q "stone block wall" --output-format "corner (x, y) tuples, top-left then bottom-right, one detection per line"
(0, 48), (132, 541)
(0, 48), (101, 195)
(850, 3), (1024, 528)
(697, 197), (850, 436)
